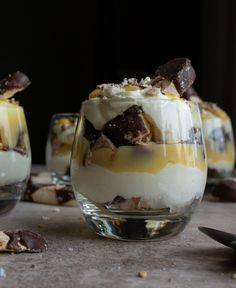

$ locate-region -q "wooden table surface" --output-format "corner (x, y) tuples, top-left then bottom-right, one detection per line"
(0, 195), (236, 288)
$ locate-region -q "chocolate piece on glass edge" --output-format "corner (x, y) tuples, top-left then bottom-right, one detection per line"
(103, 105), (151, 147)
(0, 71), (31, 99)
(24, 172), (77, 207)
(212, 179), (236, 202)
(152, 58), (196, 95)
(0, 230), (47, 253)
(183, 87), (202, 102)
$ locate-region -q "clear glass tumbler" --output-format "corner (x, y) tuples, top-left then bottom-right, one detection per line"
(71, 99), (207, 240)
(0, 103), (31, 215)
(46, 113), (78, 184)
(200, 102), (235, 184)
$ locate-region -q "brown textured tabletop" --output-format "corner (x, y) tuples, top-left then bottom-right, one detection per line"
(0, 199), (236, 288)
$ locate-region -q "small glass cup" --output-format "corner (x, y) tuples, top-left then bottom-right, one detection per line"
(71, 99), (207, 241)
(200, 102), (235, 184)
(46, 113), (78, 184)
(0, 104), (31, 215)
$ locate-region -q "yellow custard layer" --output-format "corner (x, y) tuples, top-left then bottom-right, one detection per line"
(206, 141), (235, 164)
(75, 138), (206, 174)
(0, 105), (28, 148)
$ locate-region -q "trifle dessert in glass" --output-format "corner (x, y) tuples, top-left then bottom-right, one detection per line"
(184, 88), (235, 183)
(71, 58), (207, 240)
(46, 113), (78, 184)
(0, 71), (31, 214)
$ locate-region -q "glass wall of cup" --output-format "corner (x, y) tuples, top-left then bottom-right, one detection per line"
(71, 99), (207, 241)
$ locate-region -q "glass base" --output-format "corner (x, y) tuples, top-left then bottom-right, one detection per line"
(0, 181), (26, 215)
(78, 195), (199, 241)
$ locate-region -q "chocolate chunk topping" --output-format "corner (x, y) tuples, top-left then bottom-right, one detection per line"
(0, 71), (31, 99)
(4, 230), (47, 252)
(83, 118), (101, 145)
(212, 179), (236, 202)
(103, 105), (151, 147)
(154, 58), (196, 95)
(183, 87), (202, 102)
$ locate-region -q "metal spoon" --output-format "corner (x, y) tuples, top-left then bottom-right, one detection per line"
(198, 226), (236, 250)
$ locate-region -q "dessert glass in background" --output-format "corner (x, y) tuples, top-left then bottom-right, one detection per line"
(200, 102), (235, 183)
(46, 113), (78, 184)
(183, 88), (235, 184)
(71, 59), (208, 241)
(0, 72), (31, 215)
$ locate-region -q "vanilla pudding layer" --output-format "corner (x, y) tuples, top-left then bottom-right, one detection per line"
(72, 164), (206, 211)
(71, 143), (207, 211)
(0, 151), (31, 186)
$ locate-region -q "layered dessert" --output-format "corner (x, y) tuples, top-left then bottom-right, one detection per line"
(0, 71), (31, 213)
(184, 88), (235, 180)
(71, 58), (207, 213)
(46, 114), (78, 179)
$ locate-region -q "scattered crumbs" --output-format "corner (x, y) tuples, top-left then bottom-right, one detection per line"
(52, 207), (60, 213)
(41, 216), (49, 221)
(232, 273), (236, 279)
(68, 248), (74, 252)
(168, 278), (171, 283)
(30, 264), (35, 269)
(137, 271), (147, 278)
(221, 272), (225, 276)
(117, 266), (121, 270)
(0, 268), (6, 278)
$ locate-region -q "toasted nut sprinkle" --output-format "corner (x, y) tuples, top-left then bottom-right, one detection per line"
(137, 271), (147, 278)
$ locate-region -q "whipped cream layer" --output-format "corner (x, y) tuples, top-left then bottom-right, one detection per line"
(72, 163), (206, 211)
(0, 151), (31, 186)
(83, 88), (201, 143)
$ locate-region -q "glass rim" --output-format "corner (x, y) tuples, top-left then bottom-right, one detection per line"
(51, 113), (79, 118)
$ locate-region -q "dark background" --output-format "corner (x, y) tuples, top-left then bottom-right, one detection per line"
(1, 0), (236, 163)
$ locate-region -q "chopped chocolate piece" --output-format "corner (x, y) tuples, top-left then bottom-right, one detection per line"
(207, 168), (222, 179)
(183, 87), (202, 102)
(0, 71), (31, 99)
(103, 105), (151, 147)
(14, 131), (27, 156)
(56, 187), (75, 204)
(212, 179), (236, 202)
(153, 58), (196, 95)
(83, 118), (101, 145)
(108, 196), (126, 205)
(187, 127), (203, 144)
(1, 230), (47, 253)
(23, 172), (77, 207)
(209, 127), (226, 151)
(91, 134), (116, 151)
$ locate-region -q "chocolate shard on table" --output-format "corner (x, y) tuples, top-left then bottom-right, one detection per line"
(103, 105), (151, 147)
(23, 172), (77, 207)
(0, 230), (47, 253)
(212, 178), (236, 202)
(0, 71), (31, 99)
(152, 58), (196, 95)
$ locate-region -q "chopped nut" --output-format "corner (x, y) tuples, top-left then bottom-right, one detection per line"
(137, 271), (147, 278)
(68, 247), (74, 252)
